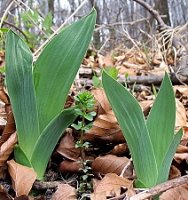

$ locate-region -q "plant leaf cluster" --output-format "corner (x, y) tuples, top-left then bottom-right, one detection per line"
(5, 10), (96, 180)
(71, 91), (96, 198)
(102, 70), (182, 188)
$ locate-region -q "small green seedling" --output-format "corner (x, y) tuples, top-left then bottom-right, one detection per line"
(5, 10), (96, 180)
(102, 70), (182, 188)
(71, 91), (96, 198)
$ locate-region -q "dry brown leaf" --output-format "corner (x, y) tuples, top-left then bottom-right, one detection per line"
(91, 173), (133, 200)
(174, 85), (188, 96)
(7, 159), (37, 197)
(85, 111), (125, 143)
(181, 127), (188, 146)
(160, 184), (188, 200)
(92, 88), (111, 114)
(92, 155), (130, 176)
(176, 99), (187, 128)
(139, 100), (153, 116)
(0, 87), (9, 105)
(14, 195), (29, 200)
(176, 144), (188, 153)
(0, 112), (16, 147)
(93, 113), (118, 129)
(0, 132), (17, 167)
(114, 54), (126, 63)
(85, 127), (125, 143)
(174, 153), (188, 163)
(117, 65), (136, 75)
(98, 54), (114, 67)
(169, 165), (181, 180)
(108, 143), (128, 156)
(0, 185), (11, 200)
(59, 160), (82, 174)
(56, 130), (80, 161)
(152, 51), (163, 65)
(52, 184), (76, 200)
(140, 98), (186, 128)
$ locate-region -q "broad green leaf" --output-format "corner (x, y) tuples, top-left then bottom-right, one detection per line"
(34, 9), (96, 132)
(14, 145), (32, 167)
(102, 70), (158, 187)
(146, 73), (175, 169)
(157, 128), (182, 184)
(5, 30), (40, 158)
(31, 108), (77, 180)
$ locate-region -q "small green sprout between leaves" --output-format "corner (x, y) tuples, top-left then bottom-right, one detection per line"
(71, 91), (96, 199)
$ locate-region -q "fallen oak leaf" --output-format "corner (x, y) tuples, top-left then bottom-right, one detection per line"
(56, 130), (80, 161)
(0, 112), (16, 147)
(0, 132), (17, 166)
(52, 184), (76, 200)
(7, 159), (37, 197)
(92, 155), (131, 176)
(91, 173), (133, 200)
(160, 184), (188, 200)
(91, 88), (111, 114)
(59, 160), (82, 174)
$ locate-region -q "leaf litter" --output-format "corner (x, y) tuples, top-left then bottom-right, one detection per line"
(0, 44), (188, 199)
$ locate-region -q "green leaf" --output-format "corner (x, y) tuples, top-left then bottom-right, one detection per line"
(14, 145), (32, 167)
(157, 128), (182, 183)
(102, 70), (158, 187)
(84, 113), (94, 121)
(34, 9), (96, 132)
(5, 30), (40, 159)
(92, 75), (102, 88)
(31, 108), (76, 180)
(0, 28), (9, 33)
(146, 73), (175, 169)
(102, 70), (182, 188)
(146, 72), (182, 184)
(72, 121), (83, 130)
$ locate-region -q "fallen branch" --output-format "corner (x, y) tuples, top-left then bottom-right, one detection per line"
(130, 174), (188, 200)
(33, 180), (61, 190)
(77, 68), (187, 86)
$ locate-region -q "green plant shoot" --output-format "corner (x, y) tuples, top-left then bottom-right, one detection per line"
(5, 9), (96, 180)
(71, 91), (96, 198)
(102, 70), (182, 188)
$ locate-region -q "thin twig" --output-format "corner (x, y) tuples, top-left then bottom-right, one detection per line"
(0, 1), (14, 28)
(130, 174), (188, 200)
(2, 20), (28, 40)
(133, 0), (169, 30)
(13, 0), (50, 37)
(33, 0), (89, 57)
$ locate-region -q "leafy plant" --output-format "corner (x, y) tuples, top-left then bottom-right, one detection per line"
(102, 71), (182, 188)
(71, 91), (96, 198)
(5, 9), (96, 180)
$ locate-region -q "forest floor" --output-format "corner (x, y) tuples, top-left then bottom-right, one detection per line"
(0, 47), (188, 200)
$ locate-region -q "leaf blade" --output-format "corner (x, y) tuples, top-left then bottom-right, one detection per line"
(34, 9), (96, 131)
(146, 73), (176, 168)
(157, 129), (182, 184)
(102, 71), (158, 187)
(5, 30), (40, 159)
(31, 108), (77, 180)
